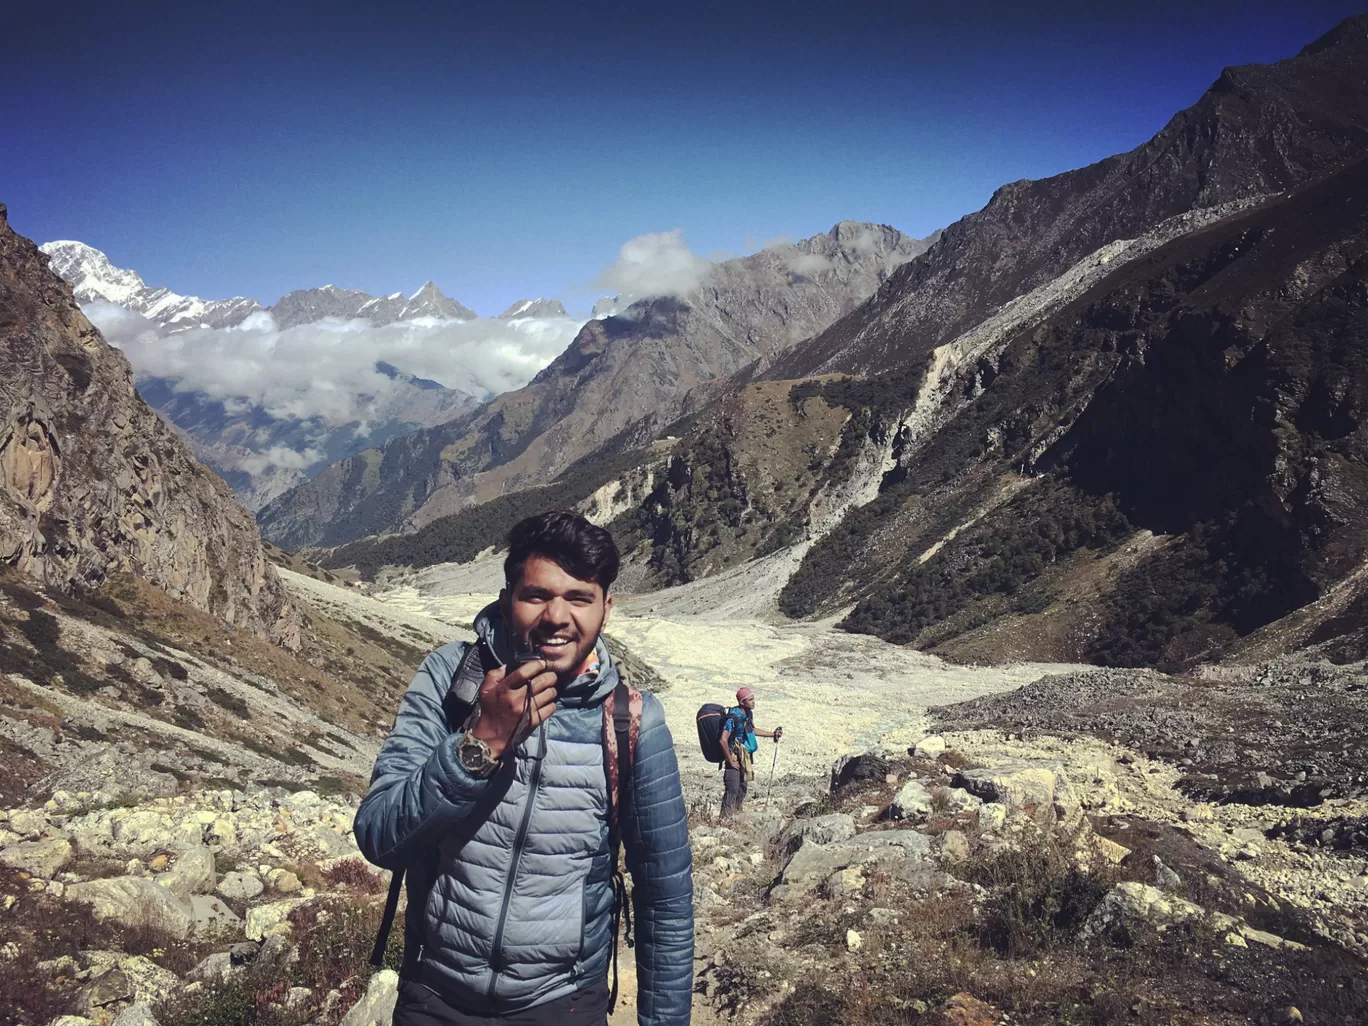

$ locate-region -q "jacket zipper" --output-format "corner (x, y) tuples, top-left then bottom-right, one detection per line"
(485, 724), (546, 1010)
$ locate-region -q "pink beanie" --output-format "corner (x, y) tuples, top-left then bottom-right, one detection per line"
(736, 687), (755, 702)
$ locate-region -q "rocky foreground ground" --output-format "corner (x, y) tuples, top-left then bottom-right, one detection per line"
(5, 712), (1368, 1026)
(2, 562), (1367, 1026)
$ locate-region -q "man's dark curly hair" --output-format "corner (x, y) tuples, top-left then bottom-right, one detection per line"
(504, 510), (620, 591)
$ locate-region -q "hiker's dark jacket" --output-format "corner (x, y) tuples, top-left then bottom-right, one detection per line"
(354, 604), (693, 1026)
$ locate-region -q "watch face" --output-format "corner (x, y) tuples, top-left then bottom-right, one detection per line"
(459, 735), (496, 776)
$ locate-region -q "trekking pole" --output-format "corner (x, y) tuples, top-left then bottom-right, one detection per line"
(765, 738), (780, 809)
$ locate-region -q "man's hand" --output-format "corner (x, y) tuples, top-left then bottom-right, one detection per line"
(469, 659), (558, 760)
(773, 726), (784, 743)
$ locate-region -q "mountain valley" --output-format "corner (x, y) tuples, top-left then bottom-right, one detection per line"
(305, 15), (1368, 679)
(4, 11), (1368, 1026)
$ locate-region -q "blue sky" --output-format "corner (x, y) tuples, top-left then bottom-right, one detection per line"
(3, 0), (1363, 316)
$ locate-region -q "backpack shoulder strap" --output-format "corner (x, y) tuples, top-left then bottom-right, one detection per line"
(372, 636), (497, 968)
(604, 675), (643, 1013)
(442, 637), (498, 731)
(603, 678), (643, 860)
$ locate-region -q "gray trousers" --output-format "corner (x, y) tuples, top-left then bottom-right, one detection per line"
(722, 764), (748, 815)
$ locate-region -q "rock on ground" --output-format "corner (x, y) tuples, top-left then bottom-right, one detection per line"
(65, 877), (194, 939)
(0, 837), (73, 877)
(338, 969), (399, 1026)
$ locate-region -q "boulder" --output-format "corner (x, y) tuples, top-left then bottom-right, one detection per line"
(852, 830), (932, 856)
(943, 788), (982, 813)
(77, 969), (132, 1013)
(338, 969), (399, 1026)
(246, 898), (307, 941)
(65, 877), (194, 939)
(112, 809), (179, 850)
(778, 843), (856, 889)
(267, 868), (302, 894)
(190, 895), (244, 939)
(155, 845), (216, 900)
(824, 867), (865, 898)
(831, 753), (891, 791)
(937, 830), (969, 862)
(1091, 837), (1131, 865)
(725, 807), (786, 839)
(113, 955), (181, 1005)
(888, 780), (933, 821)
(111, 1002), (161, 1026)
(218, 870), (265, 901)
(1081, 882), (1204, 940)
(913, 735), (947, 760)
(187, 952), (234, 983)
(953, 761), (1078, 824)
(896, 865), (960, 891)
(77, 957), (179, 1016)
(0, 837), (73, 877)
(8, 809), (49, 838)
(779, 813), (855, 851)
(978, 803), (1007, 833)
(776, 829), (932, 895)
(48, 1018), (99, 1026)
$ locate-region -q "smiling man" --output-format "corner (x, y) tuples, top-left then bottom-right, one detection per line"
(355, 511), (693, 1026)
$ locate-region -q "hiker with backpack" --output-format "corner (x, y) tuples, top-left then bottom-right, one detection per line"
(354, 511), (693, 1026)
(718, 688), (781, 817)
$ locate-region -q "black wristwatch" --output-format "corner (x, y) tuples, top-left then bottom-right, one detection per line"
(456, 732), (500, 778)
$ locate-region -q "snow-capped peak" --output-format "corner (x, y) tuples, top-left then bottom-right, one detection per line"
(40, 240), (149, 306)
(40, 239), (263, 331)
(498, 297), (569, 319)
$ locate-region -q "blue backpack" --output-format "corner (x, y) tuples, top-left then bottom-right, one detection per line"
(723, 706), (759, 753)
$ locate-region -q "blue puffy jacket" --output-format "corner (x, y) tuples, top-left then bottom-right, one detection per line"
(354, 604), (694, 1025)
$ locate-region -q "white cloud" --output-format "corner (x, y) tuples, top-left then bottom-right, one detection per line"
(592, 229), (712, 301)
(235, 446), (324, 475)
(785, 251), (834, 275)
(83, 301), (584, 425)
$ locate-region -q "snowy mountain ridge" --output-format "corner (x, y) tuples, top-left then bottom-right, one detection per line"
(40, 240), (264, 330)
(39, 240), (496, 331)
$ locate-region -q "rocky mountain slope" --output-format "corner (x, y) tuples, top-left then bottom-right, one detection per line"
(778, 156), (1368, 668)
(259, 222), (932, 547)
(769, 13), (1368, 380)
(346, 14), (1368, 674)
(0, 207), (299, 647)
(135, 373), (479, 513)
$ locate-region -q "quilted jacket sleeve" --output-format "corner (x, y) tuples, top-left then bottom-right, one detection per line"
(625, 692), (694, 1026)
(353, 642), (501, 869)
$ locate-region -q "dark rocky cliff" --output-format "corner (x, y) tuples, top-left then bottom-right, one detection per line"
(782, 158), (1368, 667)
(0, 205), (300, 647)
